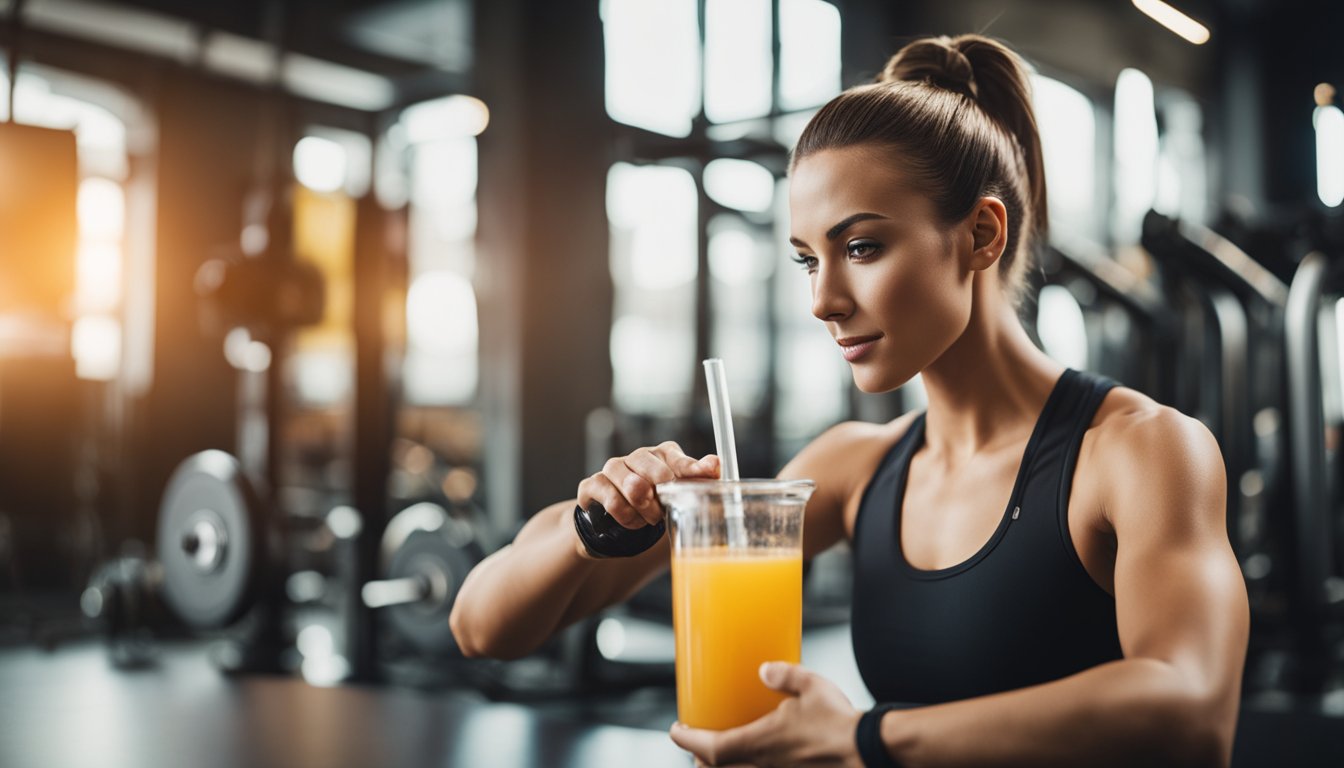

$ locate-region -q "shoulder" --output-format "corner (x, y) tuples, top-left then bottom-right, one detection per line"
(1082, 386), (1227, 538)
(784, 409), (921, 479)
(781, 410), (923, 539)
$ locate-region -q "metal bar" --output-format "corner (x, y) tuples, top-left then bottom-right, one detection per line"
(6, 0), (25, 122)
(361, 577), (427, 609)
(1285, 251), (1330, 613)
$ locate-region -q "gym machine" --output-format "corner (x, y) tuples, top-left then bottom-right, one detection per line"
(1141, 210), (1301, 696)
(1142, 211), (1293, 597)
(1026, 236), (1174, 402)
(1282, 210), (1344, 705)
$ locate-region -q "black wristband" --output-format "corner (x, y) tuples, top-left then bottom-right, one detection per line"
(856, 704), (902, 768)
(573, 502), (666, 558)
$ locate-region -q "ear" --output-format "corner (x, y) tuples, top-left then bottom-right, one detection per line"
(964, 196), (1008, 272)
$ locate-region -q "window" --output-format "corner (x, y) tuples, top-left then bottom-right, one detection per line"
(779, 0), (842, 111)
(705, 0), (772, 123)
(1112, 68), (1159, 244)
(1031, 74), (1099, 243)
(608, 162), (699, 415)
(604, 1), (846, 467)
(601, 0), (701, 137)
(4, 66), (132, 382)
(1155, 91), (1207, 224)
(401, 96), (485, 406)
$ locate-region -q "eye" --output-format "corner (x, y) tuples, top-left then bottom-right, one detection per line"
(790, 253), (818, 273)
(847, 240), (881, 259)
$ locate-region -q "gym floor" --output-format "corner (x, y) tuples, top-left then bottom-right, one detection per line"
(2, 626), (1341, 768)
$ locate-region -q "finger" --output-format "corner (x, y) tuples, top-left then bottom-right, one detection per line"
(597, 457), (660, 527)
(653, 442), (719, 478)
(670, 721), (766, 767)
(695, 453), (721, 477)
(621, 448), (675, 524)
(579, 472), (644, 529)
(759, 662), (812, 696)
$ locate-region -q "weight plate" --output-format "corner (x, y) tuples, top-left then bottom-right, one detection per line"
(385, 529), (476, 654)
(379, 502), (451, 571)
(157, 450), (263, 629)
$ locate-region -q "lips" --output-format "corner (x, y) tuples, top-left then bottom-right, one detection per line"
(836, 334), (882, 362)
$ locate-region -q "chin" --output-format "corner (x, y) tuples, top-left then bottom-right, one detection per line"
(850, 362), (918, 394)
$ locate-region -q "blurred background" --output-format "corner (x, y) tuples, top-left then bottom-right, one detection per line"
(0, 0), (1342, 765)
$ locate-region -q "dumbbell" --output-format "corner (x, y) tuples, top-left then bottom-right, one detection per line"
(81, 555), (168, 668)
(361, 502), (482, 656)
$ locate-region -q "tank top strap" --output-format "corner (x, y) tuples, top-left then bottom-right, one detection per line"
(1050, 369), (1119, 561)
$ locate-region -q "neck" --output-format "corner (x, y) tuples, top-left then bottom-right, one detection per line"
(918, 280), (1064, 462)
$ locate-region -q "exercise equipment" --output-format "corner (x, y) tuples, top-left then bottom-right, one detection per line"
(1142, 211), (1293, 599)
(81, 555), (167, 668)
(1028, 237), (1174, 401)
(1283, 213), (1344, 699)
(362, 503), (482, 656)
(156, 450), (267, 629)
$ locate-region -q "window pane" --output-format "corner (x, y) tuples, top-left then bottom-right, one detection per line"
(292, 186), (357, 406)
(1112, 68), (1158, 244)
(1155, 94), (1207, 223)
(773, 109), (816, 149)
(294, 136), (347, 194)
(1036, 284), (1089, 370)
(405, 134), (479, 405)
(704, 158), (775, 213)
(1031, 74), (1097, 243)
(709, 215), (774, 413)
(779, 0), (841, 111)
(608, 163), (699, 415)
(705, 0), (772, 123)
(1317, 104), (1344, 207)
(773, 178), (844, 449)
(405, 270), (479, 404)
(602, 0), (701, 137)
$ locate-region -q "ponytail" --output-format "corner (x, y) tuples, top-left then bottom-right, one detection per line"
(793, 34), (1047, 304)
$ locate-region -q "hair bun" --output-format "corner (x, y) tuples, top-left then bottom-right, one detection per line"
(878, 36), (978, 99)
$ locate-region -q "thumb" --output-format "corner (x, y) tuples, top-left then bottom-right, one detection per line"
(760, 662), (810, 695)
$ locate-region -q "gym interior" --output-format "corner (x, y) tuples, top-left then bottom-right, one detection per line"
(1, 0), (1342, 765)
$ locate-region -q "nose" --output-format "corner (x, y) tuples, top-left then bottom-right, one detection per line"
(810, 263), (854, 323)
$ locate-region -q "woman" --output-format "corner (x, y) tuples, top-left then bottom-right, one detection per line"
(450, 34), (1249, 767)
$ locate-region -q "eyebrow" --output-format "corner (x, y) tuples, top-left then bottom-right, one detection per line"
(788, 212), (890, 249)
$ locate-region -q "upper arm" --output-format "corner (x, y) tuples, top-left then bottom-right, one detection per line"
(1103, 408), (1249, 722)
(780, 413), (918, 561)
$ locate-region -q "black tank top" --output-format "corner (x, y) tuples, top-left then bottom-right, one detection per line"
(851, 369), (1123, 705)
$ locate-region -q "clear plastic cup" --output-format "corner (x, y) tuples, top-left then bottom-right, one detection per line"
(655, 478), (815, 730)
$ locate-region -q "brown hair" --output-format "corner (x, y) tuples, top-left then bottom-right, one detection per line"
(790, 34), (1046, 303)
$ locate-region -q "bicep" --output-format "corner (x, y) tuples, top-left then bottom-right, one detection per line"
(1108, 413), (1249, 702)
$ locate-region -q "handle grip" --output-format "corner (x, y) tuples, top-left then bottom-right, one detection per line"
(573, 502), (666, 558)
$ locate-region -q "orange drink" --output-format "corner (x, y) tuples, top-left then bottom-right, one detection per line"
(657, 478), (815, 732)
(671, 547), (803, 729)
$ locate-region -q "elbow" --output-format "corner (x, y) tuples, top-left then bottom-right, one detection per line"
(448, 598), (485, 658)
(1170, 716), (1229, 768)
(1151, 686), (1236, 768)
(449, 596), (542, 661)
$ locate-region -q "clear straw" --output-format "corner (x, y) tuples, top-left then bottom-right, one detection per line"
(703, 358), (747, 548)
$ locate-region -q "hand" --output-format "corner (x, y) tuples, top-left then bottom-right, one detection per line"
(669, 662), (865, 767)
(576, 442), (719, 530)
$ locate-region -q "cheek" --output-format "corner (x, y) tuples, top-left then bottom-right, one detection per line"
(868, 248), (966, 334)
(863, 248), (971, 374)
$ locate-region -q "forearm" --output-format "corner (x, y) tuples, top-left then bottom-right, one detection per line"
(449, 501), (599, 659)
(881, 658), (1230, 768)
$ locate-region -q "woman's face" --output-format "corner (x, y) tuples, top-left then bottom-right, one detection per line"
(788, 145), (976, 393)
